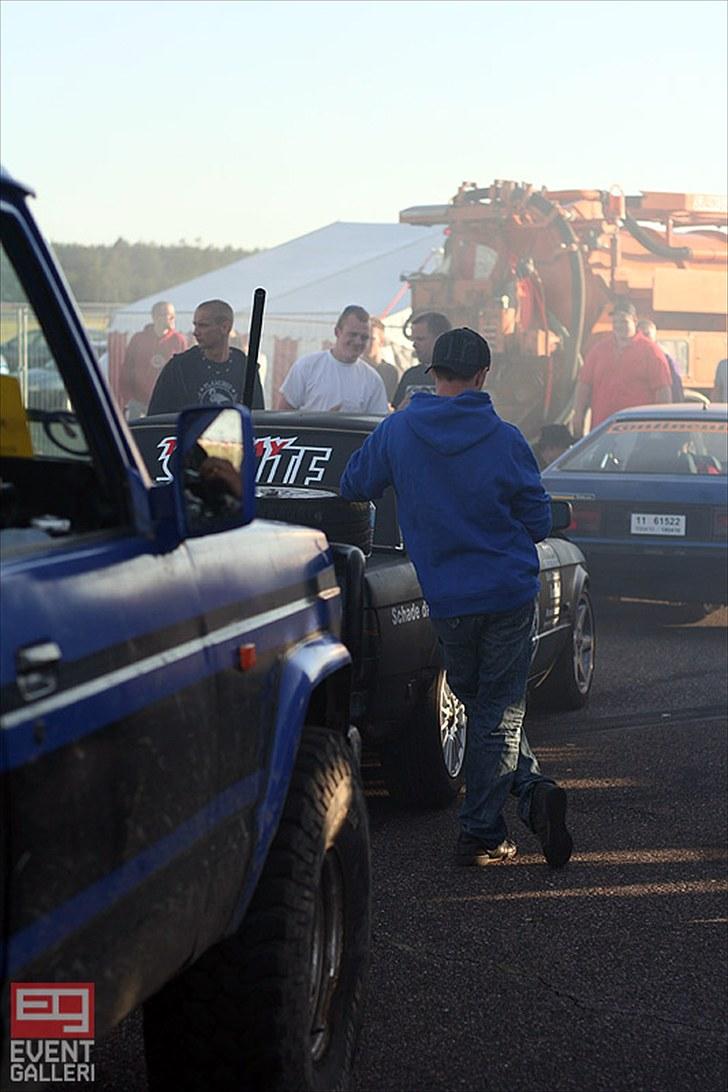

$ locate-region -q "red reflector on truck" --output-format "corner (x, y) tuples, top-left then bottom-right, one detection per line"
(569, 504), (603, 534)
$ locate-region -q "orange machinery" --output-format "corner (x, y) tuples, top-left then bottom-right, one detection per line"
(400, 181), (727, 438)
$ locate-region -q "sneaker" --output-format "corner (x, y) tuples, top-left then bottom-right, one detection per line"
(455, 832), (518, 866)
(530, 783), (573, 867)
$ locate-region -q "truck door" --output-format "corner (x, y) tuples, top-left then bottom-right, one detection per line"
(0, 214), (216, 1033)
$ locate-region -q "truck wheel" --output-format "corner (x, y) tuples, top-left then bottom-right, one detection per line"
(256, 486), (374, 555)
(530, 588), (595, 711)
(144, 727), (370, 1092)
(380, 670), (466, 809)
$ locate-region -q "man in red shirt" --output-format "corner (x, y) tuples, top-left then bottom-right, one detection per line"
(120, 301), (187, 417)
(573, 300), (672, 435)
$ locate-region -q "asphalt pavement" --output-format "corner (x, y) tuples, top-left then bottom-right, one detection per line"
(66, 603), (728, 1092)
(353, 602), (728, 1092)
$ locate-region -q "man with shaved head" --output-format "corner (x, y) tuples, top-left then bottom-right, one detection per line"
(147, 298), (264, 414)
(392, 311), (452, 409)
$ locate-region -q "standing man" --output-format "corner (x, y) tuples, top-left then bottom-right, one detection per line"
(364, 317), (401, 404)
(276, 305), (388, 414)
(573, 300), (672, 435)
(340, 328), (572, 868)
(711, 358), (727, 402)
(532, 424), (574, 469)
(147, 299), (264, 414)
(392, 311), (451, 409)
(637, 319), (684, 402)
(120, 301), (187, 417)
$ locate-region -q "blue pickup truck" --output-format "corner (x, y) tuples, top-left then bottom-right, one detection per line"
(0, 168), (370, 1090)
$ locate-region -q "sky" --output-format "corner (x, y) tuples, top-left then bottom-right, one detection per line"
(2, 0), (726, 249)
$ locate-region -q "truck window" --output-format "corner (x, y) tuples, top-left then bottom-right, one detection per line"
(1, 238), (122, 548)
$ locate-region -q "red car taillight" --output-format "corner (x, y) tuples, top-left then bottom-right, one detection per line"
(569, 503), (603, 535)
(712, 507), (728, 540)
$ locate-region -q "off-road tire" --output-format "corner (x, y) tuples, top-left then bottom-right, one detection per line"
(531, 588), (595, 711)
(144, 727), (371, 1092)
(379, 670), (466, 809)
(256, 487), (373, 555)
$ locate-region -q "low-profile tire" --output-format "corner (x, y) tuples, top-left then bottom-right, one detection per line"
(531, 587), (595, 711)
(144, 727), (371, 1092)
(379, 670), (466, 809)
(256, 487), (373, 555)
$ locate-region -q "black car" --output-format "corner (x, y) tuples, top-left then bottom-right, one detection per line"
(131, 410), (596, 808)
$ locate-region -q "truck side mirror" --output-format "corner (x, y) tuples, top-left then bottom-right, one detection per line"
(174, 405), (256, 537)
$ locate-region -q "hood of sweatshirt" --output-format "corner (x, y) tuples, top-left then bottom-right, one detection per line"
(403, 389), (501, 455)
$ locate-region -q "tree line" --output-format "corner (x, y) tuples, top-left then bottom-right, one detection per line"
(1, 240), (259, 304)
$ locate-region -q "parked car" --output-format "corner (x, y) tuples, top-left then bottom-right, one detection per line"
(1, 327), (105, 368)
(1, 328), (105, 411)
(0, 335), (68, 410)
(131, 410), (596, 808)
(542, 402), (728, 613)
(0, 327), (53, 370)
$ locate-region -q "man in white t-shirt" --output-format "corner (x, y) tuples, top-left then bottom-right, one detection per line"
(276, 305), (389, 414)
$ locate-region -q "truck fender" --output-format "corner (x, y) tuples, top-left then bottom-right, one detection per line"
(227, 633), (351, 933)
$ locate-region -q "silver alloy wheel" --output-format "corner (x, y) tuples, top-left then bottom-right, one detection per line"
(572, 594), (595, 693)
(309, 849), (345, 1062)
(440, 673), (467, 778)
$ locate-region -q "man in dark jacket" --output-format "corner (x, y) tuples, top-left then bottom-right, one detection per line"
(148, 299), (264, 414)
(341, 328), (572, 868)
(391, 311), (451, 409)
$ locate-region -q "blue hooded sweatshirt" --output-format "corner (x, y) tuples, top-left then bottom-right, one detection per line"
(340, 390), (551, 618)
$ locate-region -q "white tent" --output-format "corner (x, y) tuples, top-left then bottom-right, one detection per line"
(110, 221), (445, 402)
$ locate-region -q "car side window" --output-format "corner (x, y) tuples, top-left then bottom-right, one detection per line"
(560, 428), (639, 472)
(560, 419), (728, 475)
(1, 237), (122, 550)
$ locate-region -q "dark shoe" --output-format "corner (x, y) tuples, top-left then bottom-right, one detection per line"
(455, 832), (518, 866)
(530, 783), (573, 867)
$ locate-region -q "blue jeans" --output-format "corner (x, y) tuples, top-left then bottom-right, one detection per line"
(432, 600), (553, 847)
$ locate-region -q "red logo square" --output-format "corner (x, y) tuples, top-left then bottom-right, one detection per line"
(11, 982), (95, 1039)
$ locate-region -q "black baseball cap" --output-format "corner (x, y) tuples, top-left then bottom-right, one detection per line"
(425, 328), (491, 377)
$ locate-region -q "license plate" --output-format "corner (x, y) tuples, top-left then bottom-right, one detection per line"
(630, 513), (686, 536)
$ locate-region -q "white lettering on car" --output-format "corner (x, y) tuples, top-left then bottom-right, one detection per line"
(254, 435), (333, 487)
(155, 436), (177, 482)
(391, 600), (429, 626)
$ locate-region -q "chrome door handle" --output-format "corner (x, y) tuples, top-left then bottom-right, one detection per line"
(16, 641), (62, 701)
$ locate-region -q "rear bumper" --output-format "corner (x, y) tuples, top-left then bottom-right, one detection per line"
(576, 542), (727, 604)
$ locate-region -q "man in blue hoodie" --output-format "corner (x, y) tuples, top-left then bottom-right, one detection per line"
(340, 328), (573, 868)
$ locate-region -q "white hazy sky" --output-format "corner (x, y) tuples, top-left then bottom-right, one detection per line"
(2, 0), (726, 248)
